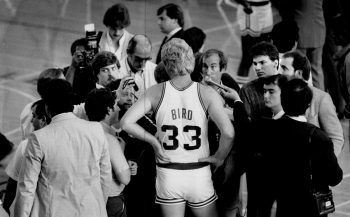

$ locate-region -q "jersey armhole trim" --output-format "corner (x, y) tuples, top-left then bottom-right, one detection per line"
(154, 82), (166, 117)
(197, 83), (209, 118)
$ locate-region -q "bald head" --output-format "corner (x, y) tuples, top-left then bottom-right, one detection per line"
(127, 34), (153, 71)
(127, 34), (152, 55)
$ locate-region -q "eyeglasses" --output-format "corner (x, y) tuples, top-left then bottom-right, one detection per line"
(130, 91), (138, 100)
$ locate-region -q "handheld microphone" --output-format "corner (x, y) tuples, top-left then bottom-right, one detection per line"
(221, 73), (241, 92)
(203, 76), (227, 90)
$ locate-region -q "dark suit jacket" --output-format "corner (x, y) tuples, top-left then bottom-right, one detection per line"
(247, 115), (343, 217)
(156, 29), (184, 64)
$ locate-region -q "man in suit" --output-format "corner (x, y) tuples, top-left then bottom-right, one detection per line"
(155, 3), (184, 64)
(99, 3), (134, 62)
(294, 0), (326, 90)
(14, 79), (112, 217)
(279, 51), (344, 156)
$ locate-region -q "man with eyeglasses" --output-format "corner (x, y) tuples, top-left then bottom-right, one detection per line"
(118, 34), (157, 98)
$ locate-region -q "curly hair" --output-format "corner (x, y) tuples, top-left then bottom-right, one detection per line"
(161, 38), (195, 77)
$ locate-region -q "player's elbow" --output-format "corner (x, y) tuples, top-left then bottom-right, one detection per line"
(120, 117), (131, 133)
(221, 125), (235, 141)
(118, 169), (131, 185)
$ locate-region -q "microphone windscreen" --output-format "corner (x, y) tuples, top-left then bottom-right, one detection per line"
(105, 79), (121, 91)
(221, 73), (240, 92)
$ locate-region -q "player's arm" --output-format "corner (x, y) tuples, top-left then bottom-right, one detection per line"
(107, 135), (130, 185)
(199, 86), (235, 169)
(99, 134), (112, 202)
(120, 85), (168, 161)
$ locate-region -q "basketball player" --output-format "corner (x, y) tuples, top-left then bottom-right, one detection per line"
(120, 38), (234, 217)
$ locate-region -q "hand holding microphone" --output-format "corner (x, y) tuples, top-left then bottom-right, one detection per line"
(203, 76), (227, 90)
(204, 76), (241, 101)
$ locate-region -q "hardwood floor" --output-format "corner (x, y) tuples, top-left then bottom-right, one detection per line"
(0, 0), (349, 215)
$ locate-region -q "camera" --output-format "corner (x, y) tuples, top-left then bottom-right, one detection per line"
(84, 23), (99, 59)
(77, 24), (102, 70)
(312, 190), (335, 215)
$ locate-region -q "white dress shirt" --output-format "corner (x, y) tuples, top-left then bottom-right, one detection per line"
(118, 56), (157, 98)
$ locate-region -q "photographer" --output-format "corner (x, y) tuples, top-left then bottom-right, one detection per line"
(64, 38), (96, 104)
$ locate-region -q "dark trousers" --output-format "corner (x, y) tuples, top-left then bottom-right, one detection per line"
(322, 32), (345, 114)
(298, 47), (325, 91)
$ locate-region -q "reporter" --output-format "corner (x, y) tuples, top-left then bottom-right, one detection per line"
(247, 79), (343, 217)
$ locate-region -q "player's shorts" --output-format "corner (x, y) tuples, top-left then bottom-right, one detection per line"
(155, 165), (217, 208)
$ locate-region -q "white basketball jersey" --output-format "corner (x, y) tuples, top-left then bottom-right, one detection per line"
(155, 81), (209, 163)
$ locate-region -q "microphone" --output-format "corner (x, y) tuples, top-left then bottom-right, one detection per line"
(221, 73), (240, 92)
(203, 76), (227, 90)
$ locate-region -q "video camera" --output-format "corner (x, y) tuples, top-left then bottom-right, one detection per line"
(77, 24), (102, 70)
(83, 23), (102, 62)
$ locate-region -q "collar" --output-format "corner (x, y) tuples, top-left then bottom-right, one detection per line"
(106, 29), (126, 49)
(51, 112), (77, 123)
(96, 83), (105, 89)
(272, 110), (284, 120)
(287, 115), (307, 122)
(167, 27), (182, 39)
(100, 121), (117, 135)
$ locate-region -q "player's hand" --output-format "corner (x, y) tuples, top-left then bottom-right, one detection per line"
(198, 156), (225, 172)
(152, 139), (170, 163)
(219, 85), (240, 101)
(128, 160), (138, 176)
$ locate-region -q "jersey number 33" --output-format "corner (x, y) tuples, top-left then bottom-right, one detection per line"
(161, 125), (201, 150)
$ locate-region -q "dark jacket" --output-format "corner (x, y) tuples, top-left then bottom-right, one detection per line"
(156, 29), (184, 64)
(247, 115), (343, 217)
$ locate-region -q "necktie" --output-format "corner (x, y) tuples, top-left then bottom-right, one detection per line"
(156, 36), (168, 64)
(161, 36), (168, 46)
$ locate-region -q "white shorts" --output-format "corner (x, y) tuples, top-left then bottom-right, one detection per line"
(155, 165), (217, 208)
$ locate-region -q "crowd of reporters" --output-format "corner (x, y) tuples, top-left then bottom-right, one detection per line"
(1, 1), (348, 217)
